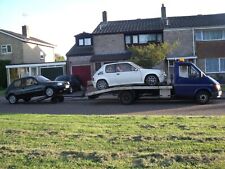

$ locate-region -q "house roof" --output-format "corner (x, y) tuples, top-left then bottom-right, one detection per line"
(90, 52), (132, 62)
(93, 13), (225, 34)
(66, 45), (93, 57)
(0, 29), (55, 47)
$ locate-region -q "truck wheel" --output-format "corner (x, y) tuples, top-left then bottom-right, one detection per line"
(96, 80), (108, 90)
(195, 91), (210, 104)
(145, 74), (159, 86)
(8, 95), (17, 104)
(45, 87), (54, 97)
(119, 91), (135, 105)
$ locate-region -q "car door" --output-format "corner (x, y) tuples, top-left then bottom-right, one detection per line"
(114, 63), (142, 85)
(21, 77), (43, 97)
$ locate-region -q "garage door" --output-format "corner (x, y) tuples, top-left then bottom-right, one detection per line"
(72, 65), (91, 87)
(41, 67), (64, 80)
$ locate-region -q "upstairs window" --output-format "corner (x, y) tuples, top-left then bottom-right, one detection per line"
(1, 44), (12, 54)
(195, 29), (225, 41)
(78, 38), (92, 46)
(125, 33), (163, 45)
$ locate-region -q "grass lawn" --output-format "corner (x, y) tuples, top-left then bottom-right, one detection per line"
(0, 115), (225, 169)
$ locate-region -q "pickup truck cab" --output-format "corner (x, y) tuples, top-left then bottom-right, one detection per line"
(173, 61), (222, 104)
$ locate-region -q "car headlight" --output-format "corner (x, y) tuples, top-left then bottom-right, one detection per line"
(57, 82), (63, 86)
(214, 84), (221, 91)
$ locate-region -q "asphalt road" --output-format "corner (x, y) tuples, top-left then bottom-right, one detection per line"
(0, 95), (225, 115)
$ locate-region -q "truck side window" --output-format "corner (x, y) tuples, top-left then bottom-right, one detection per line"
(189, 66), (200, 78)
(179, 65), (189, 78)
(179, 65), (200, 79)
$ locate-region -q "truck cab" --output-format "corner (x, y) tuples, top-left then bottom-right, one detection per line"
(173, 61), (222, 104)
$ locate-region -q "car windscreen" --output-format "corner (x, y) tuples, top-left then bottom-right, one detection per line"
(36, 76), (51, 82)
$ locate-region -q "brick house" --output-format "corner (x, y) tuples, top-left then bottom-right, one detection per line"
(67, 5), (225, 85)
(1, 26), (66, 85)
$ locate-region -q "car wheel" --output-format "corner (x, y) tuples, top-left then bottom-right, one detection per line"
(45, 87), (54, 97)
(145, 74), (159, 86)
(8, 95), (17, 104)
(23, 97), (31, 102)
(96, 80), (108, 90)
(195, 91), (210, 104)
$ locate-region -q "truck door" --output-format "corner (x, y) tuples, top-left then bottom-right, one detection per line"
(174, 63), (203, 97)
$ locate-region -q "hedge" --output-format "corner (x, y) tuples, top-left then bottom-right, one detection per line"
(0, 60), (10, 89)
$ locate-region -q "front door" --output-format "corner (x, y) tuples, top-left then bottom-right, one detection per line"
(114, 63), (141, 85)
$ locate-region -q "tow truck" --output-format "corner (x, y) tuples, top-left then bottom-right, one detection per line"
(86, 60), (222, 104)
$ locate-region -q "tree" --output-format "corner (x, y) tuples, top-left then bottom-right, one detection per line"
(128, 42), (178, 68)
(55, 53), (65, 62)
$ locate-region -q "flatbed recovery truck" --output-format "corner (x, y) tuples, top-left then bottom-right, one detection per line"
(86, 61), (222, 104)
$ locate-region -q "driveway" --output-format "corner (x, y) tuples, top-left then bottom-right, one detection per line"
(0, 95), (225, 115)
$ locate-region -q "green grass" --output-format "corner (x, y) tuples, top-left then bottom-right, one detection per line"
(0, 115), (225, 169)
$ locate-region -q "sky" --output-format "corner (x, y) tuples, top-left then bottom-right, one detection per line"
(0, 0), (225, 56)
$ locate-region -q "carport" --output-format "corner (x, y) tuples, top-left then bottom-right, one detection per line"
(5, 62), (66, 86)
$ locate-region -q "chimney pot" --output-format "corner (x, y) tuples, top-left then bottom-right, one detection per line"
(22, 25), (29, 38)
(102, 11), (107, 22)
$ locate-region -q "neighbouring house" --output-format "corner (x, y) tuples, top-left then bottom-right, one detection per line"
(0, 25), (66, 85)
(67, 4), (225, 85)
(66, 32), (93, 86)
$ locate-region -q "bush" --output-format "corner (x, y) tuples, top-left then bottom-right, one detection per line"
(0, 60), (10, 88)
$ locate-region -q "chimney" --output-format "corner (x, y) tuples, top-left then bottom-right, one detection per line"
(102, 11), (107, 22)
(22, 25), (29, 38)
(161, 4), (166, 19)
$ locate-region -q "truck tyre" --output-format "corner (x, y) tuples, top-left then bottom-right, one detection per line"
(96, 80), (108, 90)
(145, 74), (159, 86)
(45, 87), (54, 97)
(8, 94), (17, 104)
(119, 91), (135, 105)
(195, 91), (210, 104)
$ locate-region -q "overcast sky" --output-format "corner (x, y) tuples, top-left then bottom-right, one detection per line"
(0, 0), (225, 56)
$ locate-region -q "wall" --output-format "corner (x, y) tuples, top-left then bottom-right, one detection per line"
(93, 34), (126, 54)
(196, 41), (225, 58)
(164, 29), (194, 57)
(0, 33), (23, 64)
(67, 55), (92, 73)
(23, 43), (55, 63)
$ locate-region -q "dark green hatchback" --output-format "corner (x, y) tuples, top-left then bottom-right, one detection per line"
(5, 75), (70, 104)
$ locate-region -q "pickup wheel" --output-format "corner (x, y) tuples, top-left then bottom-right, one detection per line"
(96, 80), (108, 90)
(45, 87), (54, 97)
(8, 94), (18, 104)
(119, 91), (135, 105)
(195, 91), (210, 104)
(145, 74), (159, 86)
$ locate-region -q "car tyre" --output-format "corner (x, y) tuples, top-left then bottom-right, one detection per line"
(45, 87), (54, 97)
(96, 80), (108, 90)
(8, 95), (17, 104)
(195, 91), (210, 104)
(145, 74), (159, 86)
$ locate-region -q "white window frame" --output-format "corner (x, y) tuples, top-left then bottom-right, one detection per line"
(195, 29), (225, 41)
(205, 58), (225, 73)
(84, 38), (91, 46)
(1, 44), (12, 54)
(78, 39), (84, 46)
